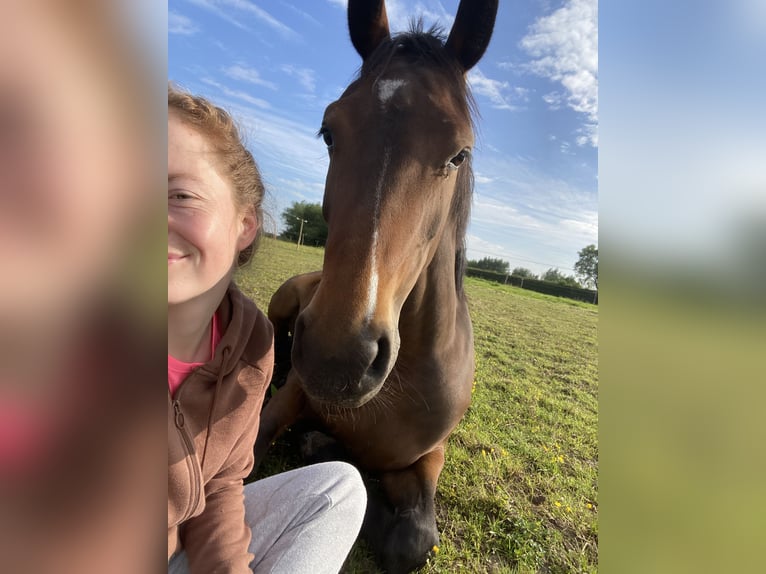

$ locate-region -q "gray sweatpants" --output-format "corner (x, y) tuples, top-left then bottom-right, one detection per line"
(168, 461), (367, 574)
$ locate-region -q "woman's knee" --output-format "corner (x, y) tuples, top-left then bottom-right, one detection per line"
(316, 461), (367, 517)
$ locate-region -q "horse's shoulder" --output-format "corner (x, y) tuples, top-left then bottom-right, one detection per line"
(287, 271), (322, 302)
(268, 271), (322, 321)
(295, 270), (322, 290)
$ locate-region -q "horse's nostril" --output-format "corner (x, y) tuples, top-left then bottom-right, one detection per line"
(369, 335), (392, 378)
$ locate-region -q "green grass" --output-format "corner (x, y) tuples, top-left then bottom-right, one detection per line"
(238, 238), (598, 573)
(236, 236), (326, 309)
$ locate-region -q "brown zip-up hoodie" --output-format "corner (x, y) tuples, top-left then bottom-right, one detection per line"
(168, 283), (274, 573)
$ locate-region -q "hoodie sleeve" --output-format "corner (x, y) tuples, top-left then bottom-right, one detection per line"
(181, 361), (272, 574)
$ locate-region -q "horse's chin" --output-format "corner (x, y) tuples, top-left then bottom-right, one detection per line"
(304, 382), (383, 410)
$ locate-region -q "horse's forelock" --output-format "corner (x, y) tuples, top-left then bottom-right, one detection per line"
(359, 22), (478, 123)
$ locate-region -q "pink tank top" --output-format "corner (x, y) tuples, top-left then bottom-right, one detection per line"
(168, 312), (222, 397)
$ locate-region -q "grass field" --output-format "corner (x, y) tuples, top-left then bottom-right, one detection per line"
(238, 238), (598, 573)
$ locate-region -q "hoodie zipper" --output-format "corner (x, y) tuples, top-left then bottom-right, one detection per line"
(173, 398), (202, 523)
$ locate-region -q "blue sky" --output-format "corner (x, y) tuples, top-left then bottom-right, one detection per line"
(169, 0), (598, 278)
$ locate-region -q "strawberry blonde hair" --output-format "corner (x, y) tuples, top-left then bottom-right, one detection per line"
(168, 83), (264, 266)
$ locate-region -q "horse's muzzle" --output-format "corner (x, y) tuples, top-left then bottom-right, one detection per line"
(291, 311), (396, 407)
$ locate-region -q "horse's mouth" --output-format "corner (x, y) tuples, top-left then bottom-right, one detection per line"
(301, 378), (384, 410)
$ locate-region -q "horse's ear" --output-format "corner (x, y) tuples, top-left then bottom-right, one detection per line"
(445, 0), (499, 72)
(348, 0), (390, 61)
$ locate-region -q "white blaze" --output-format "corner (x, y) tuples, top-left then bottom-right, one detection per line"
(366, 148), (391, 322)
(366, 80), (402, 321)
(366, 230), (380, 322)
(377, 78), (407, 105)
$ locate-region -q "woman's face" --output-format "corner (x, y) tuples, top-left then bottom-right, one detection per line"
(167, 114), (257, 306)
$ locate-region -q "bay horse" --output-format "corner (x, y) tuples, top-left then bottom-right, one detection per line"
(255, 0), (498, 571)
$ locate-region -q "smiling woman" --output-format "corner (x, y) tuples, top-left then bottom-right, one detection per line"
(168, 87), (266, 268)
(167, 116), (259, 318)
(167, 85), (368, 574)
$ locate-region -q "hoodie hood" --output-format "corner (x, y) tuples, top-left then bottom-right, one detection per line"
(196, 283), (266, 381)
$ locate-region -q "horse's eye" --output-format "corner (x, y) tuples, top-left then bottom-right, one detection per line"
(319, 127), (334, 149)
(448, 149), (470, 169)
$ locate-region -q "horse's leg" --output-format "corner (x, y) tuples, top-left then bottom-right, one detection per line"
(253, 371), (306, 470)
(364, 445), (445, 574)
(267, 288), (299, 392)
(299, 430), (353, 465)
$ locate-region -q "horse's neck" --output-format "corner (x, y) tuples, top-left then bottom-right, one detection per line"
(399, 233), (464, 352)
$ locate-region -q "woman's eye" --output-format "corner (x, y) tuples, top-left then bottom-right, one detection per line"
(319, 127), (334, 149)
(447, 149), (470, 169)
(169, 191), (191, 201)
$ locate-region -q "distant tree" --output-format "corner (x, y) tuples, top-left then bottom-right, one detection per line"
(280, 201), (328, 247)
(562, 275), (581, 288)
(542, 268), (565, 283)
(542, 268), (580, 288)
(511, 267), (537, 279)
(574, 244), (598, 289)
(467, 257), (510, 274)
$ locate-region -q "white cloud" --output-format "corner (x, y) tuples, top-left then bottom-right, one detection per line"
(466, 234), (529, 268)
(497, 61), (522, 73)
(542, 91), (563, 109)
(280, 1), (323, 27)
(407, 1), (454, 30)
(475, 173), (494, 185)
(200, 78), (272, 109)
(469, 194), (597, 274)
(520, 0), (598, 146)
(186, 0), (248, 30)
(186, 0), (298, 38)
(169, 11), (199, 35)
(326, 0), (453, 33)
(224, 65), (278, 90)
(467, 67), (520, 111)
(474, 193), (597, 248)
(574, 128), (594, 147)
(226, 0), (296, 36)
(471, 198), (545, 234)
(281, 65), (317, 93)
(513, 86), (531, 101)
(465, 149), (598, 272)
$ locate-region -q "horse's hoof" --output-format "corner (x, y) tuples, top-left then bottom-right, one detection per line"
(381, 509), (439, 573)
